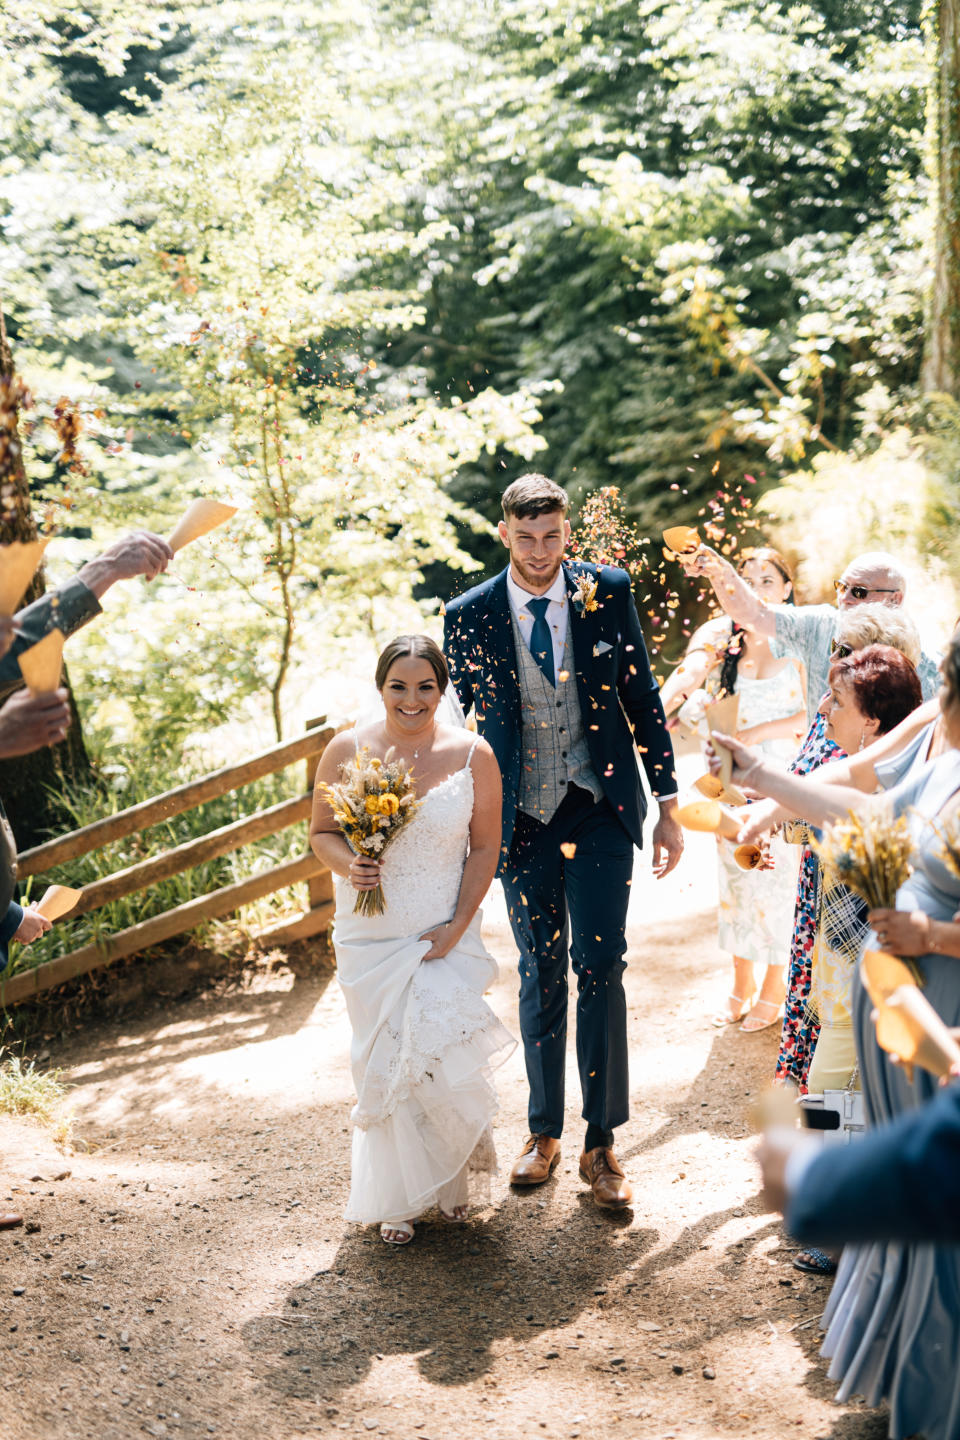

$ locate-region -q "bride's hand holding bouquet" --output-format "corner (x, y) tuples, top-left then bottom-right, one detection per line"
(318, 746), (420, 916)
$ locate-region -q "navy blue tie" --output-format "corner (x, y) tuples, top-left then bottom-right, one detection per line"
(527, 597), (555, 687)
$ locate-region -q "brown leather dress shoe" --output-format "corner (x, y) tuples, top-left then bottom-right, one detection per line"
(509, 1134), (561, 1186)
(579, 1147), (633, 1209)
(0, 1212), (23, 1230)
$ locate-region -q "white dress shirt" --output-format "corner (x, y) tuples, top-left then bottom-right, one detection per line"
(506, 567), (569, 678)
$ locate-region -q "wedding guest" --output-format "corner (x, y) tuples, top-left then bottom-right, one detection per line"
(0, 687), (71, 757)
(310, 636), (514, 1245)
(0, 530), (170, 1232)
(804, 647), (922, 1098)
(681, 545), (940, 721)
(0, 843), (50, 1226)
(660, 548), (805, 1029)
(734, 694), (944, 846)
(759, 1073), (960, 1245)
(774, 606), (923, 1096)
(712, 634), (960, 1440)
(0, 530), (173, 701)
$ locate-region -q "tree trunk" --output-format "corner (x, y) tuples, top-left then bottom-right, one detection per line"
(923, 0), (960, 396)
(0, 310), (94, 849)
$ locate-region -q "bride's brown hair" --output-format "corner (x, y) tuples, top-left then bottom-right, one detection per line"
(375, 635), (449, 692)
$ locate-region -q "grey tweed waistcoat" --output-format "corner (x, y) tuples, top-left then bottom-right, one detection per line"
(511, 608), (602, 822)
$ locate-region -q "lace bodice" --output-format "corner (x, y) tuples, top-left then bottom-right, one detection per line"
(735, 662), (805, 729)
(334, 764), (475, 940)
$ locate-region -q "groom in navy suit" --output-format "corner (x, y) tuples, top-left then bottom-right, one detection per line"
(443, 474), (683, 1208)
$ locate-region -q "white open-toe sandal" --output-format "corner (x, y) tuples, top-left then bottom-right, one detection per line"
(380, 1220), (415, 1246)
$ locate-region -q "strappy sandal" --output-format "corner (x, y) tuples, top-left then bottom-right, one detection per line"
(380, 1220), (415, 1246)
(712, 991), (756, 1027)
(793, 1246), (837, 1276)
(741, 998), (783, 1033)
(440, 1205), (469, 1223)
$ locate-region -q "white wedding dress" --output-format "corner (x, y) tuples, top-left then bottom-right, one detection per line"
(333, 742), (516, 1225)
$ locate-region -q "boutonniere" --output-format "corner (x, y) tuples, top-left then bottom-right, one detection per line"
(570, 569), (600, 615)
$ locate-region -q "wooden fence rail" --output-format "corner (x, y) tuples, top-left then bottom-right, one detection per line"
(1, 719), (335, 1009)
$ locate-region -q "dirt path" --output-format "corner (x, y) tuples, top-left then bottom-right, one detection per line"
(1, 802), (887, 1440)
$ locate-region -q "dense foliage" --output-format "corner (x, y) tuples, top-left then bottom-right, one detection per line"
(2, 0), (957, 769)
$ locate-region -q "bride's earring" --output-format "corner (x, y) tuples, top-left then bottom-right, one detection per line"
(858, 732), (866, 752)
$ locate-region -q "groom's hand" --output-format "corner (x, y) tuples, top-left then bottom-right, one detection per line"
(651, 799), (683, 878)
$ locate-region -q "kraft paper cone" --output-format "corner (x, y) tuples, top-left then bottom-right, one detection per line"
(676, 799), (742, 841)
(18, 627), (64, 693)
(705, 694), (747, 804)
(35, 884), (82, 922)
(662, 525), (700, 556)
(874, 984), (960, 1081)
(693, 773), (724, 800)
(693, 771), (746, 807)
(734, 843), (764, 871)
(168, 499), (238, 554)
(0, 538), (50, 615)
(861, 948), (919, 1005)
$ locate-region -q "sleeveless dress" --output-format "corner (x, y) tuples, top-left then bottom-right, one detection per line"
(716, 663), (805, 966)
(333, 749), (516, 1226)
(819, 749), (960, 1440)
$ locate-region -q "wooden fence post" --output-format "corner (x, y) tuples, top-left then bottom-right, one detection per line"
(252, 716), (334, 948)
(304, 714), (333, 915)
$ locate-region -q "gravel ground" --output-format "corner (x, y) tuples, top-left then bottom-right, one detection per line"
(0, 806), (889, 1440)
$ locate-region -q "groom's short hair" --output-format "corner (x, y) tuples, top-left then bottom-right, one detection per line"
(502, 473), (568, 520)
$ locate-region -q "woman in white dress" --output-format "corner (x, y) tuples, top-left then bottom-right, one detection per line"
(661, 549), (806, 1030)
(310, 635), (515, 1246)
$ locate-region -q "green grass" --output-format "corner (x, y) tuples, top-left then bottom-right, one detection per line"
(11, 757), (314, 980)
(0, 1047), (69, 1126)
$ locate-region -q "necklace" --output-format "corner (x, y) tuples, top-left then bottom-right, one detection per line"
(387, 720), (437, 763)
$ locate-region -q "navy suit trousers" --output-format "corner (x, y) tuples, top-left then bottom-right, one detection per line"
(502, 785), (634, 1138)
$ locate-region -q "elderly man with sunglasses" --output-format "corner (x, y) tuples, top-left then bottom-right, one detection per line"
(681, 548), (940, 721)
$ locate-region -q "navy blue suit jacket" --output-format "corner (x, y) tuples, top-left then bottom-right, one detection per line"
(0, 900), (23, 973)
(443, 562), (676, 873)
(787, 1081), (960, 1245)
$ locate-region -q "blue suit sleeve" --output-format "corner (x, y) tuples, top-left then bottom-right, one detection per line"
(0, 578), (102, 702)
(0, 900), (23, 972)
(612, 571), (677, 798)
(442, 602), (475, 717)
(786, 1083), (960, 1245)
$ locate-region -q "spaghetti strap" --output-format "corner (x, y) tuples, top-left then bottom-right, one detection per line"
(462, 732), (481, 770)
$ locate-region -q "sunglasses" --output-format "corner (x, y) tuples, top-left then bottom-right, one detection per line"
(830, 639), (853, 659)
(834, 579), (898, 601)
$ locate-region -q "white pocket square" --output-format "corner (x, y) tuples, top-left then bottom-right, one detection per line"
(593, 640), (613, 656)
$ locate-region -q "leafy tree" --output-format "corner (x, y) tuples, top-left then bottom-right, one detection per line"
(923, 0), (960, 396)
(3, 2), (548, 761)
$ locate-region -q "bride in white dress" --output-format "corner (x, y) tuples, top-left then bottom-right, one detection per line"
(310, 635), (515, 1245)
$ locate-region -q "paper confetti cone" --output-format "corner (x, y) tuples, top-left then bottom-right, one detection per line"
(734, 843), (764, 871)
(676, 799), (742, 841)
(35, 884), (83, 922)
(18, 627), (65, 692)
(705, 694), (747, 805)
(0, 538), (50, 615)
(693, 771), (745, 807)
(861, 948), (920, 1004)
(872, 982), (960, 1081)
(168, 499), (238, 553)
(662, 525), (701, 556)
